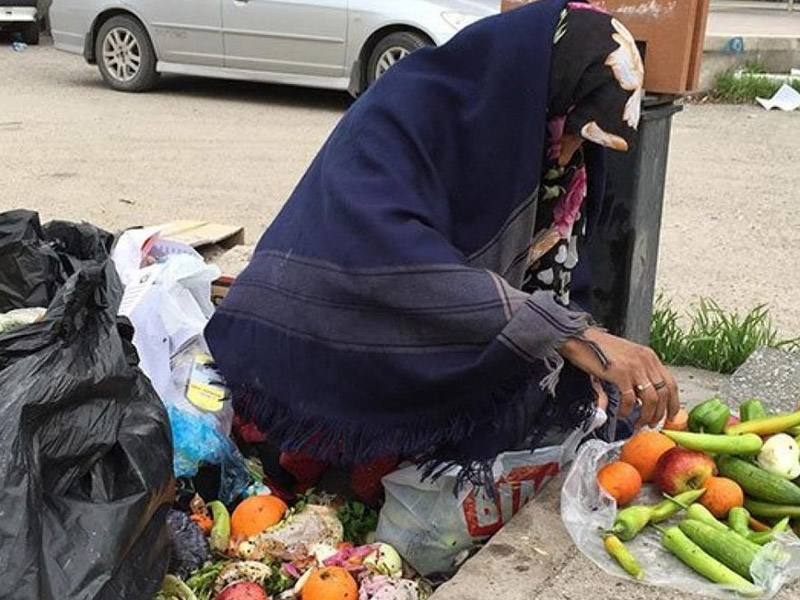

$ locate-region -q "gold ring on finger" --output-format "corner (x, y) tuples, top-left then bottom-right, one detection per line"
(635, 382), (653, 393)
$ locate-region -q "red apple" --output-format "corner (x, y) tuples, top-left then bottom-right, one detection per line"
(655, 447), (717, 495)
(727, 416), (740, 428)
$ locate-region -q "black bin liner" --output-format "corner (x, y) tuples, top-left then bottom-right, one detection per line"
(0, 210), (175, 600)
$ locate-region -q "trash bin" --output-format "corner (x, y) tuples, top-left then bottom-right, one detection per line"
(582, 95), (683, 345)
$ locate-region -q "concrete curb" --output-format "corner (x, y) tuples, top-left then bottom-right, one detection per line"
(701, 33), (800, 90)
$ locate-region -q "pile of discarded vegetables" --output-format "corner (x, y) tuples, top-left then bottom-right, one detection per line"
(595, 400), (800, 597)
(156, 491), (429, 600)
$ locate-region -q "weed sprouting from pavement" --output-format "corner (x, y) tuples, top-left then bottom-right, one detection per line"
(713, 69), (800, 105)
(651, 296), (800, 374)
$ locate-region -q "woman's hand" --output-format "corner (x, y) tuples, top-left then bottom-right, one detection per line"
(559, 327), (680, 429)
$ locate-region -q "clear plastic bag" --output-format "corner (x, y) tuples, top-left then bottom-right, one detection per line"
(377, 429), (585, 577)
(561, 440), (800, 599)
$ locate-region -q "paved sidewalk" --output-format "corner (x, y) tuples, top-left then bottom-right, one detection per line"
(708, 7), (800, 38)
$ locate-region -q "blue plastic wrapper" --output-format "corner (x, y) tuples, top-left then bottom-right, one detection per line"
(167, 404), (252, 504)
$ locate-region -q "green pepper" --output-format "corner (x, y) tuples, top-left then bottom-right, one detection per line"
(728, 507), (752, 539)
(688, 398), (731, 435)
(746, 518), (788, 547)
(607, 505), (655, 541)
(604, 534), (644, 580)
(651, 489), (708, 523)
(207, 501), (231, 553)
(739, 399), (767, 423)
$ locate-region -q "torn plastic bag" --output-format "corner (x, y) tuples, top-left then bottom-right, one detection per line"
(0, 209), (113, 312)
(561, 440), (800, 599)
(0, 260), (175, 600)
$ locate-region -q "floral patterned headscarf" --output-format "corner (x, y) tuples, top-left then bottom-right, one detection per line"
(523, 2), (644, 305)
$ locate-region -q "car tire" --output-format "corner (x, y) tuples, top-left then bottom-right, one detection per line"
(95, 15), (159, 93)
(21, 21), (39, 45)
(365, 31), (431, 87)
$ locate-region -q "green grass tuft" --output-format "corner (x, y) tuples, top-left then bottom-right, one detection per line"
(712, 70), (800, 105)
(651, 296), (800, 374)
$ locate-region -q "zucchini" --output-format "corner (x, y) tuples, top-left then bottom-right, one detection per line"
(660, 527), (762, 596)
(717, 456), (800, 505)
(679, 520), (757, 580)
(662, 431), (762, 455)
(743, 498), (800, 520)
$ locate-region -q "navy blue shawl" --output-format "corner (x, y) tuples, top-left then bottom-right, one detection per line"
(206, 0), (598, 479)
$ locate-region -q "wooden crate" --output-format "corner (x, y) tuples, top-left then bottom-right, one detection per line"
(500, 0), (710, 93)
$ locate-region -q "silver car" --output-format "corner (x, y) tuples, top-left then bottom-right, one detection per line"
(50, 0), (498, 95)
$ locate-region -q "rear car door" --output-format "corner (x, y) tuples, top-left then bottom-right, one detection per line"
(222, 0), (348, 77)
(136, 0), (224, 66)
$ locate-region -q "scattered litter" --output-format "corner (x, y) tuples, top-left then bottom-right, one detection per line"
(159, 220), (245, 250)
(11, 41), (27, 52)
(724, 36), (744, 55)
(757, 84), (800, 112)
(119, 197), (136, 205)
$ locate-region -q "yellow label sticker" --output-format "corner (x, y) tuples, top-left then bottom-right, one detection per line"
(186, 354), (228, 412)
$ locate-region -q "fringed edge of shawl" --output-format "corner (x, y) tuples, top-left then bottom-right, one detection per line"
(234, 371), (535, 465)
(530, 302), (597, 396)
(234, 364), (598, 497)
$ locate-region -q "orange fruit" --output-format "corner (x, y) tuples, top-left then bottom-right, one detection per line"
(620, 430), (677, 482)
(302, 567), (358, 600)
(597, 461), (642, 507)
(664, 408), (690, 432)
(231, 495), (288, 540)
(699, 476), (744, 518)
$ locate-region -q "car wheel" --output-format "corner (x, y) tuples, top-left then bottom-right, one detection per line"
(95, 15), (159, 93)
(21, 21), (39, 45)
(366, 31), (431, 87)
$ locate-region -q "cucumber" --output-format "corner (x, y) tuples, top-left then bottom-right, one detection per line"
(660, 527), (762, 596)
(679, 520), (757, 580)
(717, 456), (800, 505)
(743, 499), (800, 520)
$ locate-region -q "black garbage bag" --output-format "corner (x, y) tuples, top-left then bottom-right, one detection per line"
(0, 209), (114, 312)
(0, 216), (174, 600)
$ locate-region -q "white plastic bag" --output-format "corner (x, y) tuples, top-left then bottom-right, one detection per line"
(561, 440), (800, 599)
(113, 231), (254, 501)
(377, 429), (584, 576)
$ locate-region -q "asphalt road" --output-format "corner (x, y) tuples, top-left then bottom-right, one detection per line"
(2, 38), (799, 337)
